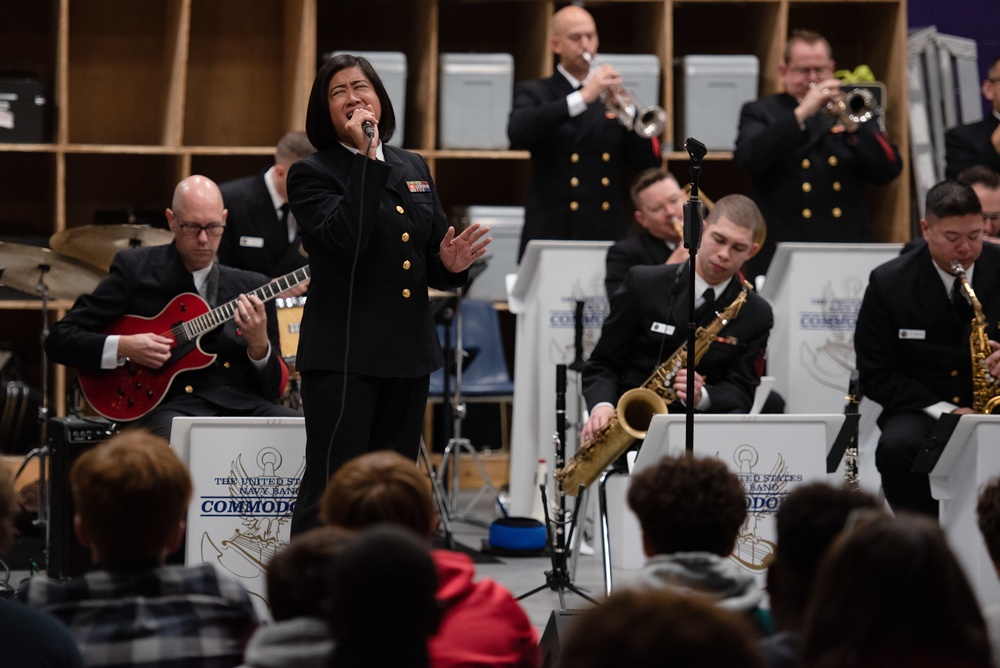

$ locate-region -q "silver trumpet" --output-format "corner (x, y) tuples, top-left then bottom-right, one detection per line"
(813, 83), (880, 128)
(583, 52), (666, 138)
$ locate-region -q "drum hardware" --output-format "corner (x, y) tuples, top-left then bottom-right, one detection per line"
(49, 224), (173, 272)
(0, 244), (106, 542)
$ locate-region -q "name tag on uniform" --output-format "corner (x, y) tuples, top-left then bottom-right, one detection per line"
(651, 322), (675, 335)
(898, 329), (926, 340)
(406, 180), (430, 193)
(239, 236), (264, 248)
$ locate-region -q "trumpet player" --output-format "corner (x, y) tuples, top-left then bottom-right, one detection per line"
(507, 4), (661, 261)
(855, 181), (1000, 517)
(580, 195), (773, 445)
(735, 29), (902, 281)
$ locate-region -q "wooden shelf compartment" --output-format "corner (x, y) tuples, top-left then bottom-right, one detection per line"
(0, 151), (58, 238)
(63, 153), (183, 229)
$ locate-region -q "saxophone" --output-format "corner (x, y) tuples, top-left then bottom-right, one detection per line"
(556, 279), (754, 493)
(951, 261), (1000, 414)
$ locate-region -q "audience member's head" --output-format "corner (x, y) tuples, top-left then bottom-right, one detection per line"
(767, 483), (880, 630)
(266, 525), (356, 621)
(957, 165), (1000, 237)
(977, 477), (1000, 573)
(325, 525), (440, 668)
(801, 513), (991, 668)
(320, 450), (435, 539)
(70, 429), (192, 565)
(628, 455), (746, 557)
(558, 588), (763, 668)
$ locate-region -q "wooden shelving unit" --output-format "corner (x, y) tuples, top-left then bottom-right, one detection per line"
(0, 0), (909, 416)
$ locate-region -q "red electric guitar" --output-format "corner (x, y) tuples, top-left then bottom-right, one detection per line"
(79, 265), (310, 421)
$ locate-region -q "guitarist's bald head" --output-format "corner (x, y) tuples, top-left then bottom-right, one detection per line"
(171, 175), (225, 217)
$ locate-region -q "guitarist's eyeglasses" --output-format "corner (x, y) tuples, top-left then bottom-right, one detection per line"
(177, 222), (226, 238)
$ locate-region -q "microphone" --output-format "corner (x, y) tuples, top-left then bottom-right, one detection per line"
(362, 120), (375, 138)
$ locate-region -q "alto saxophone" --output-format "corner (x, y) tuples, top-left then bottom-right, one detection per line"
(951, 261), (1000, 414)
(556, 279), (754, 493)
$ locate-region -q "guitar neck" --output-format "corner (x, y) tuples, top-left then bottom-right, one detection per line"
(182, 265), (310, 341)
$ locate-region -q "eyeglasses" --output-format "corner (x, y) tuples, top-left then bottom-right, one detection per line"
(984, 213), (1000, 223)
(176, 221), (225, 238)
(790, 66), (832, 77)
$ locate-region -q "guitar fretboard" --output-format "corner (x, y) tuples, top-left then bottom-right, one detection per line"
(175, 266), (311, 343)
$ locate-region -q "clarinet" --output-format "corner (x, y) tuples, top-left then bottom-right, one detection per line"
(843, 370), (860, 490)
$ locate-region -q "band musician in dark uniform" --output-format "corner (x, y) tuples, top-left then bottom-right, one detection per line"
(581, 194), (774, 445)
(855, 180), (1000, 516)
(286, 54), (490, 533)
(507, 4), (661, 260)
(45, 175), (298, 438)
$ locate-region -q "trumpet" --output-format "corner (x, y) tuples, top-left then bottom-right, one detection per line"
(583, 53), (666, 138)
(814, 84), (880, 127)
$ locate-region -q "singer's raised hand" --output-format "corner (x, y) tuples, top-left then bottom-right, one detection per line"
(440, 223), (491, 273)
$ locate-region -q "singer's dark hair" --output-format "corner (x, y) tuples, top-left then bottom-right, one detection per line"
(305, 53), (397, 150)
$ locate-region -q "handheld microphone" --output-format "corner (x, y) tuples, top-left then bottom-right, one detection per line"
(362, 120), (375, 138)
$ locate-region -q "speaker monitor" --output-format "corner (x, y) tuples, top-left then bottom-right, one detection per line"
(46, 417), (115, 579)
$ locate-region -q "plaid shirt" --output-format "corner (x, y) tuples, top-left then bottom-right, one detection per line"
(19, 562), (259, 667)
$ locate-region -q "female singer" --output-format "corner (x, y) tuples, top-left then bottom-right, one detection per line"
(288, 54), (491, 531)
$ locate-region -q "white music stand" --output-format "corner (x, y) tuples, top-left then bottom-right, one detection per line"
(170, 416), (306, 619)
(929, 415), (1000, 608)
(760, 242), (901, 414)
(599, 413), (846, 594)
(507, 240), (612, 517)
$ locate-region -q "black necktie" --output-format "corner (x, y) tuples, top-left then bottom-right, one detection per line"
(279, 203), (290, 228)
(951, 279), (972, 322)
(694, 288), (715, 323)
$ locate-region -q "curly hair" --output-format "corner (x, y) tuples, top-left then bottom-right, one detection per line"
(320, 451), (435, 539)
(627, 455), (746, 556)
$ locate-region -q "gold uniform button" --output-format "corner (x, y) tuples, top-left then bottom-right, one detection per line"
(802, 208), (812, 219)
(401, 232), (410, 242)
(801, 158), (811, 169)
(951, 370), (959, 377)
(570, 177), (579, 187)
(828, 155), (838, 167)
(953, 395), (961, 404)
(570, 201), (579, 211)
(602, 152), (611, 162)
(570, 153), (580, 163)
(185, 385), (194, 394)
(402, 289), (411, 298)
(601, 201), (610, 211)
(402, 260), (411, 270)
(832, 207), (842, 218)
(396, 205), (404, 214)
(802, 182), (812, 193)
(601, 177), (610, 187)
(223, 362), (230, 369)
(833, 181), (842, 191)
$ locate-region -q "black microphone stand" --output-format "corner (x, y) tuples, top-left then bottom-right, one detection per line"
(517, 364), (597, 609)
(683, 137), (708, 456)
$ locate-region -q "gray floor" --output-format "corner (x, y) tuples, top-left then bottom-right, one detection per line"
(442, 487), (607, 635)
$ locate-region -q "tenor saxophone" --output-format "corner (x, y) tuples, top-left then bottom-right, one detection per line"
(556, 280), (754, 493)
(951, 261), (1000, 414)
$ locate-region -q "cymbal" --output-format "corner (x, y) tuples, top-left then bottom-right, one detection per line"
(50, 224), (174, 271)
(0, 242), (104, 300)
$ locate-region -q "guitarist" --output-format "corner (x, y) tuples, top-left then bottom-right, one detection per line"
(46, 175), (300, 437)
